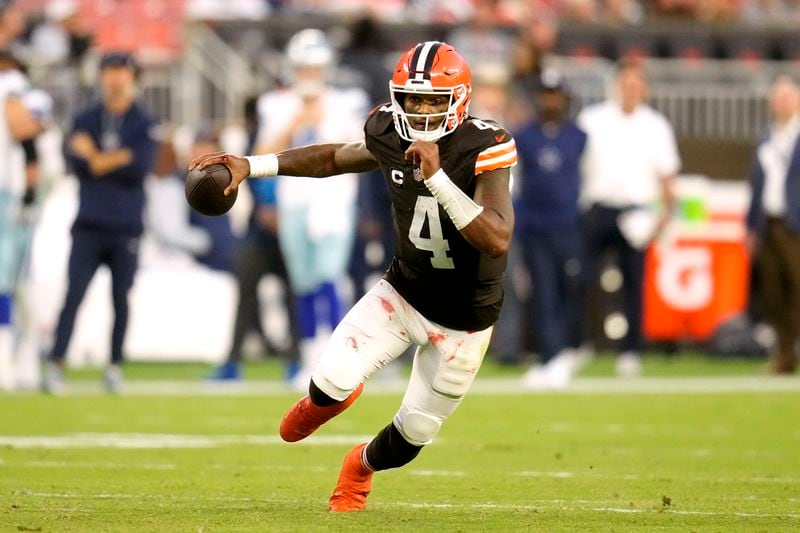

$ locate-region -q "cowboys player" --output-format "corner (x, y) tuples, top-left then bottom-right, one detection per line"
(191, 41), (516, 512)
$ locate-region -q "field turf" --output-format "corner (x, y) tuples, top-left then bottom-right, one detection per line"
(1, 357), (799, 532)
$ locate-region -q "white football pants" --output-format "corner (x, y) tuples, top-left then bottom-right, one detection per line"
(312, 279), (493, 446)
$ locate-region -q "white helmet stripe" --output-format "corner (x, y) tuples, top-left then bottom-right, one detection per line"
(413, 41), (440, 81)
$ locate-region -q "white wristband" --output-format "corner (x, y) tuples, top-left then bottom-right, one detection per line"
(244, 154), (279, 178)
(424, 168), (484, 230)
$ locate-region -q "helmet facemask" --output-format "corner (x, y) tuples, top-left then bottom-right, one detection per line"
(389, 82), (469, 142)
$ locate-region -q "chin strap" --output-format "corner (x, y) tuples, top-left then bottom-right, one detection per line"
(423, 168), (484, 230)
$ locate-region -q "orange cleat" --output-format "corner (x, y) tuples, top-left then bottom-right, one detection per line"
(279, 382), (364, 442)
(329, 443), (373, 512)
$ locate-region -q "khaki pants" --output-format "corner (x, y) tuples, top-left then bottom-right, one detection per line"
(758, 218), (800, 373)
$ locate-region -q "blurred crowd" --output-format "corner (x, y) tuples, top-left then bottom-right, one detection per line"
(0, 0), (799, 394)
(159, 0), (800, 27)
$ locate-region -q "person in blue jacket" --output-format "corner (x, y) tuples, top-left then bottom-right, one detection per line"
(514, 70), (588, 389)
(43, 51), (158, 394)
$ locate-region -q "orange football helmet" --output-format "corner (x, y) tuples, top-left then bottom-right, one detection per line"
(389, 41), (472, 142)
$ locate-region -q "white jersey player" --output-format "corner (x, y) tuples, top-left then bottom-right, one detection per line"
(0, 65), (49, 390)
(254, 29), (368, 387)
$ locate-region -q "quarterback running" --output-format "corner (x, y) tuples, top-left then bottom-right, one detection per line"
(190, 40), (517, 512)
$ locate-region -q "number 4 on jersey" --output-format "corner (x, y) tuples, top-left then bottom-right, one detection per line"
(409, 196), (455, 269)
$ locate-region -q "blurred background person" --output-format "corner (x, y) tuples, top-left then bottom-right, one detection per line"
(447, 0), (515, 67)
(147, 128), (236, 273)
(253, 29), (367, 389)
(27, 0), (92, 69)
(338, 15), (395, 305)
(466, 61), (529, 365)
(515, 70), (588, 390)
(577, 60), (680, 377)
(746, 75), (800, 375)
(183, 130), (236, 273)
(337, 14), (392, 110)
(43, 51), (158, 394)
(349, 169), (393, 302)
(507, 31), (547, 130)
(209, 97), (300, 382)
(0, 51), (49, 390)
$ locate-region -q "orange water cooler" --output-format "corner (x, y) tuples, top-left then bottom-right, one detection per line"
(643, 178), (751, 342)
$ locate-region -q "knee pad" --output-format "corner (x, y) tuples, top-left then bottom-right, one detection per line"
(430, 343), (484, 399)
(311, 351), (362, 401)
(397, 410), (441, 446)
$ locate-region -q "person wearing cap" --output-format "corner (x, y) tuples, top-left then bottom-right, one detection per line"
(577, 60), (679, 377)
(514, 70), (588, 390)
(43, 51), (158, 394)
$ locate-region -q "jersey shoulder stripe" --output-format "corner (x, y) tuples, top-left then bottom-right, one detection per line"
(475, 138), (517, 174)
(477, 139), (516, 159)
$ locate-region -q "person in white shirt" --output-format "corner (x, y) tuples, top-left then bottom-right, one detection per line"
(577, 60), (680, 377)
(746, 75), (800, 374)
(254, 29), (368, 388)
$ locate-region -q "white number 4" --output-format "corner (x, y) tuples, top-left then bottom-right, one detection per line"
(409, 196), (455, 269)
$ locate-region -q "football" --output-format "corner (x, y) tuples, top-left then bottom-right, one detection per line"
(185, 163), (237, 216)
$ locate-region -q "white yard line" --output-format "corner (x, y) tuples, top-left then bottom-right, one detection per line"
(14, 491), (799, 521)
(17, 491), (800, 519)
(386, 501), (800, 519)
(6, 375), (798, 397)
(11, 460), (177, 470)
(2, 436), (797, 486)
(0, 433), (372, 449)
(410, 469), (467, 477)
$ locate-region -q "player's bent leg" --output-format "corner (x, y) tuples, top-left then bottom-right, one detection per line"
(392, 325), (494, 444)
(279, 381), (364, 443)
(366, 421), (424, 468)
(281, 281), (414, 442)
(393, 409), (442, 446)
(312, 280), (415, 398)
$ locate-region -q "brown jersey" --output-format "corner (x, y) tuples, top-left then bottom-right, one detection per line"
(364, 105), (517, 331)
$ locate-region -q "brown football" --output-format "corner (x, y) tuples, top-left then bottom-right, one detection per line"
(185, 163), (237, 216)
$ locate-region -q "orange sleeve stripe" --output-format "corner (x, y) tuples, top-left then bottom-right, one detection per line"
(477, 145), (516, 162)
(475, 151), (517, 174)
(477, 139), (516, 159)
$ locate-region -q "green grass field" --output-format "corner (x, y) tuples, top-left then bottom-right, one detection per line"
(1, 358), (799, 531)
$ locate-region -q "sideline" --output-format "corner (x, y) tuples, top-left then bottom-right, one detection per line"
(4, 375), (799, 396)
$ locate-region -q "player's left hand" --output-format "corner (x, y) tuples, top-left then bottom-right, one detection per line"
(405, 141), (440, 180)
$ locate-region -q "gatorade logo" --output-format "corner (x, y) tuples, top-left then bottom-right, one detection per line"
(656, 246), (712, 311)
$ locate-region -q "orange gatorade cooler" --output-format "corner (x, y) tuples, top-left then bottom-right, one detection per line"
(643, 178), (750, 342)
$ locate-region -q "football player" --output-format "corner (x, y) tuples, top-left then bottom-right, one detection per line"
(191, 41), (516, 512)
(0, 54), (50, 391)
(250, 29), (367, 388)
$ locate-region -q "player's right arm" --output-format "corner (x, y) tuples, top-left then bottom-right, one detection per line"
(188, 140), (378, 197)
